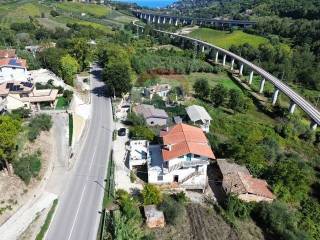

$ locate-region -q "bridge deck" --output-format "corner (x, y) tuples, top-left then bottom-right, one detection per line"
(133, 22), (320, 125)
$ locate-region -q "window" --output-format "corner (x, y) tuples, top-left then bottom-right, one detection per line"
(187, 153), (192, 161)
(158, 175), (163, 181)
(194, 154), (200, 158)
(178, 155), (184, 159)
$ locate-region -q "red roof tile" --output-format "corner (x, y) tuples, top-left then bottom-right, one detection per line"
(0, 58), (27, 68)
(161, 123), (215, 161)
(0, 49), (16, 58)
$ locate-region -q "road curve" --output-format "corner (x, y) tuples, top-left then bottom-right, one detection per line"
(133, 22), (320, 125)
(46, 65), (113, 240)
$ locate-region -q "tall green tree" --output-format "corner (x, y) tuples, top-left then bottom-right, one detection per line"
(193, 78), (210, 100)
(103, 60), (132, 97)
(59, 54), (80, 86)
(0, 116), (21, 174)
(69, 38), (92, 71)
(210, 84), (228, 107)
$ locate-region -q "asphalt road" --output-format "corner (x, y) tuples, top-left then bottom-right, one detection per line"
(46, 65), (113, 240)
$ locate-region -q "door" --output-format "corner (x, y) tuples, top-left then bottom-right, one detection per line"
(173, 175), (179, 182)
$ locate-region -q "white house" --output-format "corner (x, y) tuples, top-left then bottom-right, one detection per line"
(128, 140), (150, 170)
(147, 123), (215, 191)
(0, 81), (58, 111)
(186, 105), (212, 133)
(0, 57), (30, 83)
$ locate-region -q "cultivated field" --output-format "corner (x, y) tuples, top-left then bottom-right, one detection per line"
(188, 28), (269, 49)
(56, 2), (111, 18)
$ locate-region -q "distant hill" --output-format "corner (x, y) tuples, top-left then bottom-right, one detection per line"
(170, 0), (320, 20)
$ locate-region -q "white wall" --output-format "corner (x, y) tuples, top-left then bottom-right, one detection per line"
(6, 94), (29, 110)
(0, 67), (28, 83)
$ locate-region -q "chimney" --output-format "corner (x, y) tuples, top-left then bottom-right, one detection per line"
(167, 144), (172, 151)
(166, 126), (169, 132)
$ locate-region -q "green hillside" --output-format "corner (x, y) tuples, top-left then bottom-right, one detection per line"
(188, 27), (269, 49)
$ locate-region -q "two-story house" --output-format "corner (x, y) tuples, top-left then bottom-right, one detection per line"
(147, 123), (215, 191)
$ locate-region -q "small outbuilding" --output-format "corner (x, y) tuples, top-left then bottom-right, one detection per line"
(186, 105), (212, 132)
(133, 104), (168, 126)
(144, 205), (165, 228)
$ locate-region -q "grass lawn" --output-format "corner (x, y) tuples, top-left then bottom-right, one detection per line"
(55, 97), (69, 110)
(56, 2), (111, 18)
(158, 72), (242, 95)
(0, 1), (50, 27)
(188, 28), (269, 49)
(54, 16), (113, 34)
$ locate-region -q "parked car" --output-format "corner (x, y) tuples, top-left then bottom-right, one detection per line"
(118, 128), (126, 136)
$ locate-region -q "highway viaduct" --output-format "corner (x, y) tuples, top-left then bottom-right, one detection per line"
(133, 21), (320, 130)
(132, 10), (256, 28)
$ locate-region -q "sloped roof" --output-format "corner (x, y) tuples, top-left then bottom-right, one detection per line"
(0, 58), (27, 68)
(186, 105), (212, 122)
(217, 159), (250, 176)
(218, 159), (274, 200)
(161, 123), (215, 161)
(134, 104), (168, 119)
(0, 49), (16, 59)
(238, 172), (275, 199)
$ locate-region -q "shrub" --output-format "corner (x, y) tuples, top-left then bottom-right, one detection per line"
(116, 189), (142, 223)
(253, 201), (307, 239)
(130, 171), (137, 183)
(159, 195), (185, 225)
(28, 114), (53, 141)
(127, 112), (146, 126)
(223, 194), (253, 219)
(10, 108), (31, 119)
(69, 113), (73, 146)
(129, 126), (155, 141)
(13, 152), (42, 184)
(63, 90), (73, 103)
(142, 184), (162, 205)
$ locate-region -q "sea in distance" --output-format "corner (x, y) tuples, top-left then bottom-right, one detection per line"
(116, 0), (175, 8)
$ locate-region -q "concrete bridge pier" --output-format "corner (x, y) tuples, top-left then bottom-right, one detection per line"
(249, 71), (254, 85)
(148, 15), (151, 22)
(169, 18), (172, 24)
(201, 45), (205, 53)
(259, 78), (265, 93)
(157, 16), (160, 24)
(272, 88), (280, 105)
(289, 101), (296, 114)
(215, 51), (219, 63)
(175, 19), (179, 26)
(231, 58), (235, 70)
(223, 55), (226, 66)
(239, 64), (244, 76)
(163, 17), (166, 24)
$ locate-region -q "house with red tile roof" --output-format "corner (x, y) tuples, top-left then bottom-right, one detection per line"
(146, 123), (215, 191)
(0, 49), (30, 84)
(217, 159), (275, 202)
